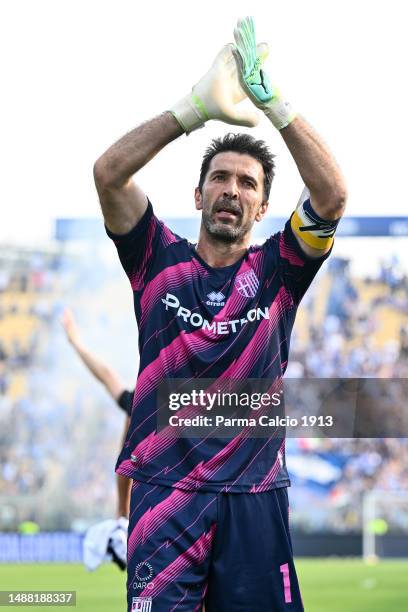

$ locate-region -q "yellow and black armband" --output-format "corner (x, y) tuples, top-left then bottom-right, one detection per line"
(291, 196), (340, 250)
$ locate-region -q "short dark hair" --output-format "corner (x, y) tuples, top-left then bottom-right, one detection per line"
(198, 133), (275, 201)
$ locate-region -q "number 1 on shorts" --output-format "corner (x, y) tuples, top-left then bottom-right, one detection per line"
(280, 562), (292, 603)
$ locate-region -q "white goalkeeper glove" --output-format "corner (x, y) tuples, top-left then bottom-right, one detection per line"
(233, 16), (297, 131)
(170, 43), (264, 134)
(83, 517), (128, 571)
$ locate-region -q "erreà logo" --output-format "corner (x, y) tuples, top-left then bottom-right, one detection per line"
(206, 291), (225, 306)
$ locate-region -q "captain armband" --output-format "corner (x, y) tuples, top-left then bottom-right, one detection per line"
(291, 197), (340, 250)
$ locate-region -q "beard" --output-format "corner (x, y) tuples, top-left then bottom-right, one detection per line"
(201, 197), (252, 244)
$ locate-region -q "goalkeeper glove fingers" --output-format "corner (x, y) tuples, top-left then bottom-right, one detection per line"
(107, 516), (128, 571)
(83, 517), (128, 572)
(170, 43), (261, 134)
(233, 16), (297, 131)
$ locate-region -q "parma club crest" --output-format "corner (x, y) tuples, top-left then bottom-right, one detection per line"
(235, 269), (259, 298)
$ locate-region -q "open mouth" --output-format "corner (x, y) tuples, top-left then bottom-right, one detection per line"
(215, 207), (241, 220)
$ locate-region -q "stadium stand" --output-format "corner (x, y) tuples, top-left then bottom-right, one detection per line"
(1, 242), (407, 533)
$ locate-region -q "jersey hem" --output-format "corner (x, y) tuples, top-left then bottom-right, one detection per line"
(116, 467), (290, 493)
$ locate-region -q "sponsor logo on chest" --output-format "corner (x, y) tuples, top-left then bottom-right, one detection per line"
(161, 292), (269, 335)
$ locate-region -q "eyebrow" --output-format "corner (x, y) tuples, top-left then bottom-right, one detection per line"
(209, 169), (258, 184)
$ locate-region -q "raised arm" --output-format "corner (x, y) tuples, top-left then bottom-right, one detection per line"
(234, 17), (347, 257)
(281, 117), (347, 256)
(93, 114), (182, 235)
(62, 308), (125, 400)
(279, 117), (346, 220)
(94, 42), (265, 235)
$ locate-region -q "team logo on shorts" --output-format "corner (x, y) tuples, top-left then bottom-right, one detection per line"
(131, 597), (152, 612)
(135, 561), (154, 582)
(133, 561), (155, 591)
(235, 269), (259, 298)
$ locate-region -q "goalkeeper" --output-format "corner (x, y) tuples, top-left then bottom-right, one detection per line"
(94, 16), (346, 612)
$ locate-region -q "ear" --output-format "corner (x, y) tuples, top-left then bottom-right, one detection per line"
(194, 187), (203, 211)
(255, 200), (269, 222)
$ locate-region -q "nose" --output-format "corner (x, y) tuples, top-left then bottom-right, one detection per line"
(223, 177), (239, 199)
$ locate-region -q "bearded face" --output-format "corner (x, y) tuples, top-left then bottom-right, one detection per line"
(196, 152), (268, 244)
(201, 195), (254, 243)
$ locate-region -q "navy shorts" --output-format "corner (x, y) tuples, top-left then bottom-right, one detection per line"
(127, 481), (303, 611)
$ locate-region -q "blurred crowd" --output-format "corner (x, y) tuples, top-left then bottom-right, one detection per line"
(0, 246), (135, 529)
(287, 256), (408, 378)
(286, 254), (408, 532)
(287, 437), (408, 533)
(0, 244), (407, 532)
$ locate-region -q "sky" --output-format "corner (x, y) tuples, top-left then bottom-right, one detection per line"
(1, 0), (407, 245)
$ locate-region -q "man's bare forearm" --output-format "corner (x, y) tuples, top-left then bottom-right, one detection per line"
(94, 112), (183, 233)
(117, 417), (131, 518)
(94, 112), (183, 189)
(69, 338), (125, 399)
(280, 116), (347, 219)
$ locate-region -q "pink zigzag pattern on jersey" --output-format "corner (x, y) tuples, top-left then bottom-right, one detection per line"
(118, 327), (289, 486)
(117, 458), (141, 478)
(131, 481), (141, 493)
(132, 322), (279, 466)
(173, 434), (249, 490)
(128, 489), (195, 559)
(120, 286), (292, 474)
(128, 442), (250, 558)
(136, 252), (269, 391)
(148, 377), (283, 488)
(250, 438), (286, 492)
(220, 436), (280, 493)
(248, 247), (265, 276)
(134, 281), (288, 433)
(139, 523), (216, 599)
(129, 484), (160, 522)
(160, 222), (179, 248)
(118, 420), (247, 481)
(139, 277), (290, 411)
(135, 331), (213, 404)
(142, 251), (265, 345)
(195, 583), (208, 611)
(221, 286), (292, 379)
(170, 589), (189, 611)
(206, 381), (285, 492)
(140, 260), (208, 329)
(128, 215), (158, 291)
(141, 494), (218, 566)
(279, 232), (305, 267)
(129, 318), (277, 468)
(137, 247), (266, 356)
(212, 252), (265, 321)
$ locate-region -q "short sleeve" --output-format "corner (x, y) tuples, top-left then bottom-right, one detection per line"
(266, 214), (333, 306)
(116, 389), (133, 416)
(105, 199), (178, 292)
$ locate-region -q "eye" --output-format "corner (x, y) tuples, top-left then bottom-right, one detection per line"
(244, 180), (255, 188)
(213, 175), (225, 181)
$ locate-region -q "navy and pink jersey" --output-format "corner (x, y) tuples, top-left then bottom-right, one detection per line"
(106, 199), (331, 493)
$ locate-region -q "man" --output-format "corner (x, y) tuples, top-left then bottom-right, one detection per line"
(62, 307), (133, 520)
(62, 308), (132, 572)
(94, 17), (346, 611)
